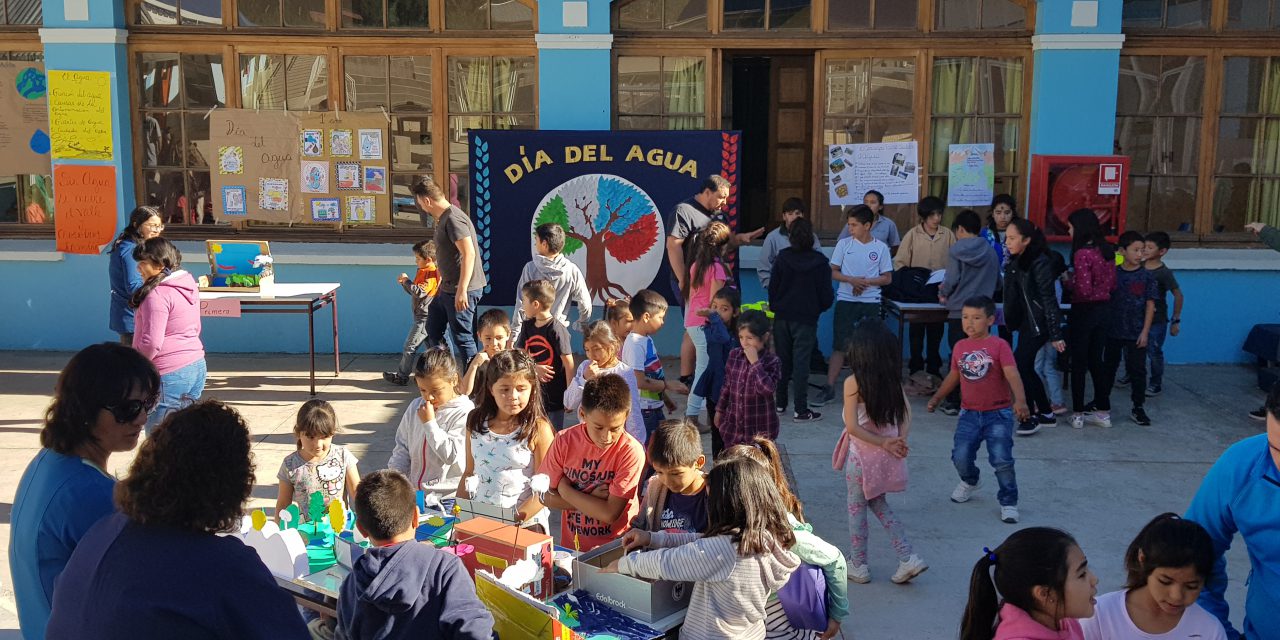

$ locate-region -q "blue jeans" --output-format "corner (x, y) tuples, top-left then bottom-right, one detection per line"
(1147, 323), (1168, 386)
(147, 358), (207, 435)
(951, 408), (1018, 506)
(397, 316), (430, 377)
(1034, 341), (1065, 407)
(426, 289), (482, 366)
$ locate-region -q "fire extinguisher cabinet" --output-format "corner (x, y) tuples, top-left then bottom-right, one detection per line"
(1027, 155), (1130, 242)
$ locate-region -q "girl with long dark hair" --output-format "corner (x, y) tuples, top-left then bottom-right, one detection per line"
(108, 206), (164, 345)
(1002, 218), (1066, 436)
(1065, 209), (1116, 430)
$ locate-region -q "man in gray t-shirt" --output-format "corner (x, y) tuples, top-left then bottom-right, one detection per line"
(414, 177), (486, 364)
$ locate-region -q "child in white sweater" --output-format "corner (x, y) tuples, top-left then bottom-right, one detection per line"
(602, 457), (800, 640)
(388, 348), (475, 504)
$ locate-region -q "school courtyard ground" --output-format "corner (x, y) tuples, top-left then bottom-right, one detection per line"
(0, 352), (1261, 639)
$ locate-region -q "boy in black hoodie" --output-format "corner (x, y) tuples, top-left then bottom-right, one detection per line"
(768, 217), (835, 422)
(337, 470), (494, 640)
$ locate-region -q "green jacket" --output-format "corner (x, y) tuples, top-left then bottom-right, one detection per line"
(1261, 225), (1280, 253)
(768, 514), (850, 622)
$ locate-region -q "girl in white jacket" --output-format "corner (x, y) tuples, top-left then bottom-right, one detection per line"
(388, 348), (474, 503)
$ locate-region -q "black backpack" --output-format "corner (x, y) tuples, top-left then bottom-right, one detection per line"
(884, 267), (939, 303)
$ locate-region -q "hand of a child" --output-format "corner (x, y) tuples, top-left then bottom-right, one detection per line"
(535, 363), (555, 383)
(1246, 221), (1265, 234)
(584, 363), (601, 381)
(599, 559), (621, 574)
(1136, 332), (1149, 348)
(472, 351), (490, 367)
(668, 380), (690, 395)
(663, 396), (677, 412)
(589, 484), (610, 499)
(398, 273), (409, 283)
(1013, 402), (1030, 422)
(713, 412), (722, 428)
(926, 396), (940, 412)
(454, 289), (469, 312)
(621, 529), (651, 552)
(695, 308), (711, 318)
(819, 619), (842, 640)
(418, 400), (435, 424)
(883, 437), (909, 459)
(1051, 340), (1066, 353)
(1170, 323), (1180, 337)
(742, 344), (760, 363)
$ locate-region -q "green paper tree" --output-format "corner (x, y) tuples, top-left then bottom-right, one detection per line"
(307, 491), (325, 523)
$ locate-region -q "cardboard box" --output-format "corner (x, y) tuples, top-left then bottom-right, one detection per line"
(573, 539), (692, 623)
(453, 517), (555, 600)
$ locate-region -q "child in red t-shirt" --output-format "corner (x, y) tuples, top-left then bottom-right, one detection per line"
(539, 374), (646, 551)
(928, 295), (1029, 525)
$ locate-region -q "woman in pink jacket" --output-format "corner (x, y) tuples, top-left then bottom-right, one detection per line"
(131, 238), (206, 434)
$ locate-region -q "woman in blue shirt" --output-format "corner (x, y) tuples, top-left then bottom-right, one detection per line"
(108, 206), (164, 345)
(9, 343), (159, 640)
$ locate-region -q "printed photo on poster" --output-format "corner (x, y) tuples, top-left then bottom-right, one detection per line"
(301, 160), (329, 194)
(336, 162), (361, 190)
(311, 198), (340, 222)
(346, 196), (375, 222)
(827, 141), (920, 205)
(259, 177), (289, 211)
(218, 146), (243, 175)
(330, 129), (353, 157)
(301, 129), (323, 157)
(222, 185), (247, 215)
(358, 129), (383, 160)
(363, 166), (386, 194)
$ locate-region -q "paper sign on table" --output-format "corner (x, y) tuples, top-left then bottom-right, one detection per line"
(47, 70), (113, 161)
(200, 298), (242, 318)
(53, 164), (116, 254)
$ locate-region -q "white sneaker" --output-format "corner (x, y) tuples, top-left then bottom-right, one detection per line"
(1085, 411), (1112, 428)
(1071, 413), (1086, 429)
(847, 564), (871, 584)
(1001, 505), (1020, 523)
(891, 554), (928, 584)
(951, 480), (981, 503)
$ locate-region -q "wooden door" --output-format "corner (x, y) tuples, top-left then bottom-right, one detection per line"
(768, 56), (813, 224)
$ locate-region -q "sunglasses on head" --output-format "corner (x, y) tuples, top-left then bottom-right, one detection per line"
(105, 396), (159, 423)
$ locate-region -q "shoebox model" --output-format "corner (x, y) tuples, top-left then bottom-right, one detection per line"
(572, 539), (692, 623)
(453, 516), (555, 600)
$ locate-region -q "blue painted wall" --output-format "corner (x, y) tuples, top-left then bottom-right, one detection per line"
(1029, 49), (1120, 156)
(537, 49), (611, 130)
(536, 0), (611, 34)
(1035, 0), (1121, 33)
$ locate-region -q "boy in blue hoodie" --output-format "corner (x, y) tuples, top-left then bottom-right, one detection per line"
(338, 470), (494, 640)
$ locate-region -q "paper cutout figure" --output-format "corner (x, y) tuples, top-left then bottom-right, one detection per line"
(259, 178), (289, 211)
(29, 130), (51, 154)
(282, 504), (301, 527)
(301, 129), (323, 157)
(307, 490), (326, 523)
(218, 146), (243, 174)
(311, 198), (340, 222)
(301, 160), (328, 193)
(330, 129), (353, 157)
(242, 527), (310, 579)
(336, 162), (361, 190)
(251, 509), (267, 531)
(222, 186), (247, 216)
(358, 129), (383, 160)
(362, 166), (386, 194)
(328, 498), (347, 533)
(346, 196), (375, 223)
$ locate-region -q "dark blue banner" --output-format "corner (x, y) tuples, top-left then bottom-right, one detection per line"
(468, 130), (741, 306)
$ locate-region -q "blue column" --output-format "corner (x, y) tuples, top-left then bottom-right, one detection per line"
(1028, 0), (1124, 157)
(39, 0), (135, 232)
(536, 0), (612, 130)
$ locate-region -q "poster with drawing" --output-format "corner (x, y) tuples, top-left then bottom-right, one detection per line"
(358, 129), (383, 160)
(827, 141), (920, 205)
(0, 61), (51, 176)
(222, 186), (247, 215)
(311, 198), (340, 222)
(210, 110), (303, 222)
(330, 129), (352, 157)
(259, 178), (289, 210)
(218, 146), (243, 174)
(363, 166), (386, 194)
(946, 143), (995, 207)
(301, 161), (329, 193)
(301, 129), (323, 157)
(346, 196), (375, 223)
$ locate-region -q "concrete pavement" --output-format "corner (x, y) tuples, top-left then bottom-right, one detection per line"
(0, 351), (1261, 638)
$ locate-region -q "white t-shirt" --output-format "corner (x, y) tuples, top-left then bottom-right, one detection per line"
(620, 332), (665, 411)
(1080, 590), (1226, 640)
(830, 236), (893, 303)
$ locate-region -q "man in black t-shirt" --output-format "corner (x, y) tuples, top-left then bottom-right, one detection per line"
(415, 177), (487, 364)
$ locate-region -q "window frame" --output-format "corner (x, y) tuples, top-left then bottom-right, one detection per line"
(612, 50), (714, 131)
(124, 0), (538, 32)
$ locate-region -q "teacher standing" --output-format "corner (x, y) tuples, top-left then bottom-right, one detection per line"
(108, 206), (164, 346)
(10, 343), (159, 640)
(414, 176), (487, 365)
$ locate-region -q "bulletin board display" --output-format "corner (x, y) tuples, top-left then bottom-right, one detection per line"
(209, 109), (390, 227)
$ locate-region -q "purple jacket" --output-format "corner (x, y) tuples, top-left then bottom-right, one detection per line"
(133, 270), (205, 375)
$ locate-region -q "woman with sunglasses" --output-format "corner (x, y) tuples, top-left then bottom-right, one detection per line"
(10, 343), (160, 640)
(131, 237), (207, 435)
(108, 206), (165, 346)
(47, 401), (310, 639)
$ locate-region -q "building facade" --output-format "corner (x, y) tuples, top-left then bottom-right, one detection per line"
(2, 0), (1279, 364)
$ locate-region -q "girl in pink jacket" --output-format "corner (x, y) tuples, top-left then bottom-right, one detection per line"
(131, 238), (206, 434)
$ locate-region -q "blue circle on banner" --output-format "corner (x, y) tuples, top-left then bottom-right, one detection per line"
(29, 130), (50, 154)
(15, 68), (46, 99)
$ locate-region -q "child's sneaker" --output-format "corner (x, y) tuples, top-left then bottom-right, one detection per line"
(1130, 407), (1151, 426)
(775, 404), (786, 414)
(940, 401), (960, 416)
(847, 564), (871, 584)
(1146, 384), (1162, 396)
(1051, 404), (1068, 415)
(1085, 411), (1112, 428)
(1249, 407), (1267, 421)
(1036, 413), (1057, 426)
(382, 372), (408, 386)
(1000, 505), (1020, 523)
(813, 385), (836, 407)
(1071, 413), (1086, 429)
(950, 480), (981, 503)
(793, 410), (821, 423)
(1015, 421), (1041, 437)
(891, 555), (928, 584)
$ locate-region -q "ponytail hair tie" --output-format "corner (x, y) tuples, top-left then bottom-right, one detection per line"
(983, 547), (997, 563)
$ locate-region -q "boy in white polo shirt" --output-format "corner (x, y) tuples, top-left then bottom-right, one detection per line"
(817, 204), (893, 405)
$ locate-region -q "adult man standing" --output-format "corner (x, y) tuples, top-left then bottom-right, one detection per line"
(415, 177), (487, 364)
(666, 175), (763, 391)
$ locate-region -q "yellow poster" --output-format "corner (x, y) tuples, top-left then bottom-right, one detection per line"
(47, 70), (113, 161)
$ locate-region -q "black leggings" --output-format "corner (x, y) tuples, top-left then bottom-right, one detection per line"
(1069, 302), (1109, 413)
(1013, 331), (1051, 416)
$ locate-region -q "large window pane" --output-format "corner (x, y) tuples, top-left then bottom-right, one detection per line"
(616, 0), (708, 30)
(342, 0), (384, 27)
(828, 0), (870, 28)
(240, 54), (286, 110)
(139, 54), (182, 109)
(446, 0), (532, 29)
(827, 59), (869, 115)
(1227, 0), (1280, 29)
(1122, 0), (1209, 28)
(183, 55), (225, 108)
(239, 0), (282, 26)
(390, 56), (432, 111)
(723, 0), (764, 28)
(828, 0), (916, 29)
(617, 55), (706, 130)
(618, 57), (662, 114)
(771, 0), (809, 28)
(388, 0), (428, 27)
(284, 0), (325, 27)
(937, 0), (1024, 30)
(6, 0), (41, 24)
(286, 55), (330, 111)
(978, 58), (1024, 115)
(345, 56), (389, 111)
(492, 0), (534, 29)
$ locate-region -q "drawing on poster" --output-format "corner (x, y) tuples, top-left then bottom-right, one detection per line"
(218, 146), (243, 175)
(336, 162), (361, 190)
(301, 161), (329, 193)
(331, 129), (353, 157)
(311, 198), (340, 222)
(358, 129), (383, 160)
(946, 143), (995, 207)
(301, 129), (323, 157)
(346, 196), (375, 222)
(363, 166), (386, 194)
(259, 178), (289, 211)
(223, 186), (247, 215)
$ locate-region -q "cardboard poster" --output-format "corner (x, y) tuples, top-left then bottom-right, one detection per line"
(947, 143), (995, 207)
(53, 164), (116, 254)
(210, 109), (302, 222)
(828, 141), (920, 205)
(296, 112), (392, 226)
(0, 61), (51, 175)
(301, 161), (329, 193)
(47, 70), (114, 161)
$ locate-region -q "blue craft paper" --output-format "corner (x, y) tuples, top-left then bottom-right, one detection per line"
(29, 130), (50, 154)
(551, 590), (664, 640)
